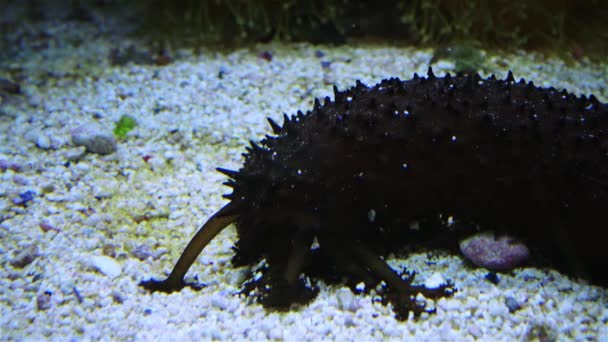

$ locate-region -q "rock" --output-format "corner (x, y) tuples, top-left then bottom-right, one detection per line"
(0, 78), (21, 94)
(504, 296), (522, 313)
(131, 244), (153, 260)
(24, 130), (52, 150)
(459, 231), (530, 271)
(35, 134), (52, 150)
(89, 255), (122, 279)
(0, 159), (22, 172)
(210, 294), (229, 310)
(102, 244), (116, 258)
(485, 272), (500, 285)
(336, 288), (359, 312)
(63, 147), (86, 161)
(13, 190), (36, 207)
(36, 291), (52, 311)
(10, 244), (39, 268)
(71, 123), (117, 155)
(424, 272), (446, 289)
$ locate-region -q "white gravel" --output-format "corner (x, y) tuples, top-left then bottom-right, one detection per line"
(1, 2), (607, 341)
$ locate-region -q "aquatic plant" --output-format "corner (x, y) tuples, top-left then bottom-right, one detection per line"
(140, 0), (608, 58)
(113, 115), (137, 138)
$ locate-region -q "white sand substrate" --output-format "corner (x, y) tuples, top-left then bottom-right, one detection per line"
(1, 4), (607, 341)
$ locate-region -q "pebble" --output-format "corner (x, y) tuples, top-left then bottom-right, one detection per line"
(0, 159), (22, 172)
(504, 296), (522, 313)
(131, 244), (153, 260)
(71, 123), (117, 155)
(485, 272), (500, 285)
(424, 272), (446, 289)
(459, 231), (530, 271)
(89, 255), (122, 279)
(258, 51), (273, 62)
(12, 190), (36, 206)
(336, 288), (359, 312)
(210, 294), (229, 310)
(10, 244), (39, 268)
(36, 291), (52, 311)
(24, 130), (51, 150)
(63, 147), (86, 161)
(354, 282), (365, 292)
(102, 244), (116, 258)
(0, 78), (21, 94)
(35, 134), (52, 150)
(112, 291), (125, 304)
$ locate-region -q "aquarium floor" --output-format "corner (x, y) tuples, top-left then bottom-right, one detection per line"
(1, 3), (607, 341)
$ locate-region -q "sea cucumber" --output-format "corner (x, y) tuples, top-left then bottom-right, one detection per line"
(141, 68), (608, 320)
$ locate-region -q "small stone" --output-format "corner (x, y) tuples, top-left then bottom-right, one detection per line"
(71, 123), (117, 155)
(355, 281), (365, 292)
(36, 291), (52, 311)
(89, 255), (122, 279)
(468, 324), (483, 338)
(504, 296), (522, 313)
(10, 244), (39, 268)
(131, 244), (153, 260)
(424, 272), (446, 289)
(13, 190), (36, 206)
(258, 51), (272, 62)
(459, 231), (530, 271)
(72, 286), (84, 303)
(35, 134), (52, 150)
(524, 323), (557, 342)
(485, 272), (500, 285)
(0, 159), (22, 172)
(63, 147), (86, 161)
(0, 78), (21, 94)
(336, 288), (359, 312)
(102, 244), (116, 258)
(40, 184), (55, 193)
(210, 294), (228, 310)
(112, 291), (125, 304)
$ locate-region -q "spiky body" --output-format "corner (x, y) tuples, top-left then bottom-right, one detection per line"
(143, 69), (608, 319)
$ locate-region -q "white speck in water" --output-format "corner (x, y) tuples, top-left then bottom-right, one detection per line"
(447, 216), (454, 226)
(409, 221), (420, 230)
(368, 209), (376, 222)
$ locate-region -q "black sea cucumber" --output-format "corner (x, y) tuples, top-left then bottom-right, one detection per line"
(141, 68), (608, 320)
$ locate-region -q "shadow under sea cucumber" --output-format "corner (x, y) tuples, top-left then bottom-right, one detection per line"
(141, 68), (608, 320)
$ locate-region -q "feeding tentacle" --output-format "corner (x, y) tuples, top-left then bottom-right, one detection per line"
(348, 241), (455, 319)
(140, 202), (239, 293)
